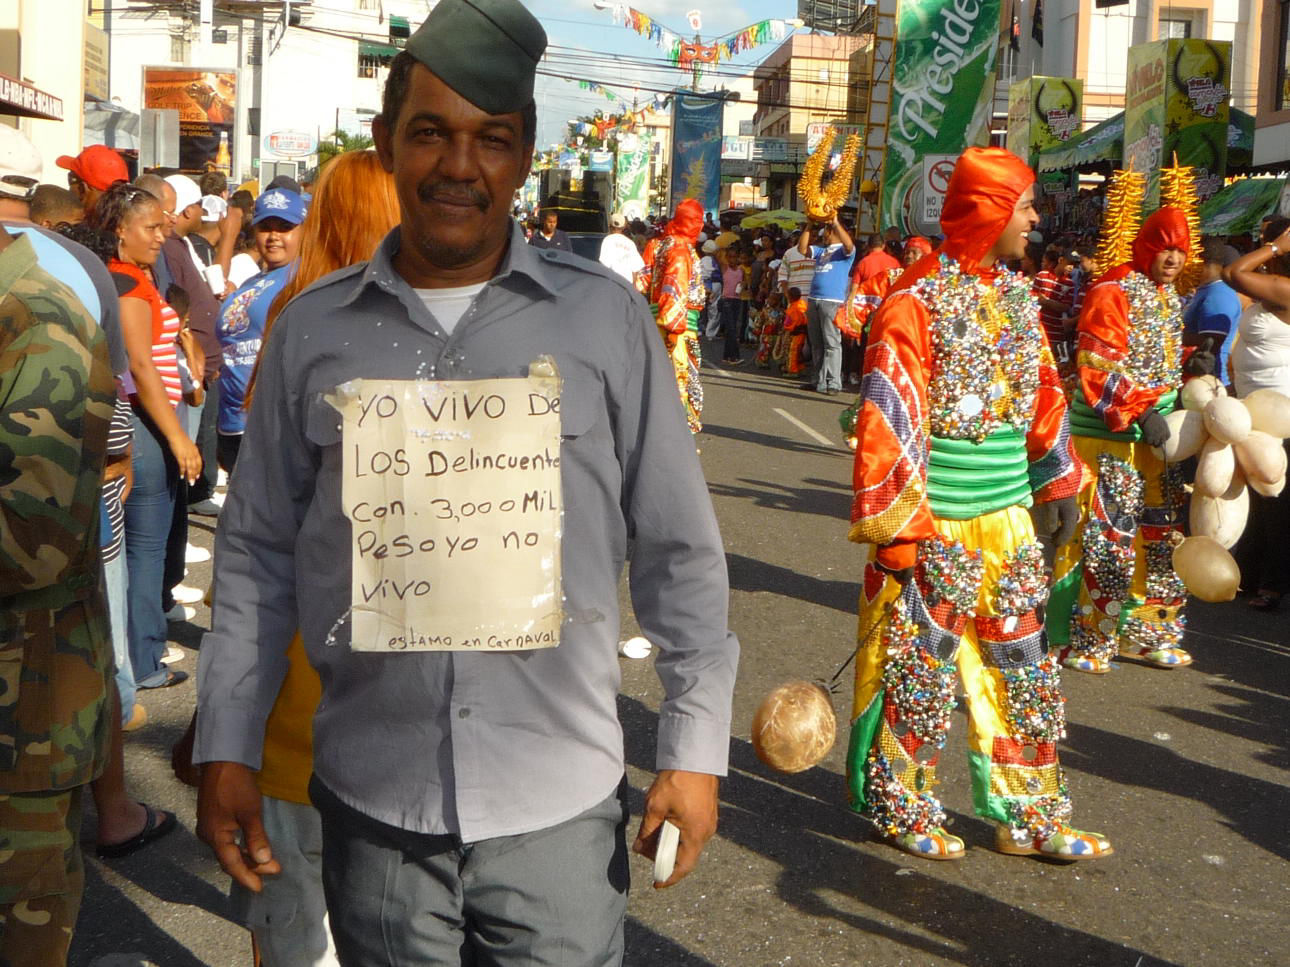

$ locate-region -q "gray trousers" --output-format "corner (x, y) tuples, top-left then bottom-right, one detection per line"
(807, 298), (843, 391)
(311, 776), (630, 967)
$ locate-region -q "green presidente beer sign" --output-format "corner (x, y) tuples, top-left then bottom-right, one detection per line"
(881, 0), (1002, 234)
(1124, 39), (1231, 207)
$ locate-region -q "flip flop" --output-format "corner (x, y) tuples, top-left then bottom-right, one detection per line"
(96, 804), (177, 859)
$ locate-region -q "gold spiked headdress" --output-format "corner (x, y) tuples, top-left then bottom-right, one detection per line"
(1094, 166), (1146, 277)
(799, 127), (863, 222)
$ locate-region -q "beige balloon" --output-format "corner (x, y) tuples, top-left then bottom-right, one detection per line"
(1153, 408), (1207, 462)
(1188, 471), (1248, 550)
(1233, 430), (1288, 486)
(1181, 375), (1225, 412)
(1241, 388), (1290, 438)
(1203, 396), (1253, 445)
(1194, 437), (1236, 498)
(1250, 475), (1287, 498)
(752, 681), (837, 774)
(1172, 536), (1241, 602)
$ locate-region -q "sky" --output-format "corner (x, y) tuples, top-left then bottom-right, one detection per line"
(523, 0), (808, 147)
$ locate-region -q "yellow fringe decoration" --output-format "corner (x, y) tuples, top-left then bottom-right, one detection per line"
(1160, 157), (1204, 295)
(1095, 167), (1145, 278)
(800, 128), (864, 221)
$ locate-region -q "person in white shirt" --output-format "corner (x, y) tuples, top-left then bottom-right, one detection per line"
(598, 211), (644, 283)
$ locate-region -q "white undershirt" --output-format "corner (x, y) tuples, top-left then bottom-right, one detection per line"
(415, 282), (487, 336)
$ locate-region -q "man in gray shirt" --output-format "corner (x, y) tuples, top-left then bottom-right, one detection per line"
(194, 1), (738, 963)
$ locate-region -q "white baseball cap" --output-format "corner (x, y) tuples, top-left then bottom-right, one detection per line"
(164, 173), (201, 213)
(0, 125), (42, 200)
(201, 194), (228, 222)
(609, 211), (627, 228)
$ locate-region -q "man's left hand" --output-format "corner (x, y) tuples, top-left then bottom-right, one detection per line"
(633, 769), (719, 889)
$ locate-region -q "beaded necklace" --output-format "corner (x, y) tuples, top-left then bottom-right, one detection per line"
(918, 257), (1043, 443)
(1116, 271), (1182, 390)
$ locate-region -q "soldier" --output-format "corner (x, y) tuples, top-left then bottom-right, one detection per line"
(0, 226), (116, 964)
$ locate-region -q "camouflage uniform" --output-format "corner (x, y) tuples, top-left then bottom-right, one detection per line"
(0, 232), (115, 964)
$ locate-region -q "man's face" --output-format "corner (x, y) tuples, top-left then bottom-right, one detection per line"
(542, 212), (558, 234)
(374, 65), (532, 273)
(177, 202), (203, 236)
(255, 217), (302, 269)
(1149, 248), (1187, 286)
(1057, 256), (1074, 277)
(160, 184), (178, 236)
(903, 246), (922, 267)
(991, 186), (1039, 263)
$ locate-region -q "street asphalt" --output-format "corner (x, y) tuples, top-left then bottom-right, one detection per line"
(72, 339), (1289, 966)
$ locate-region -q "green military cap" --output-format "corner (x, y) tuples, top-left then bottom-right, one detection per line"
(405, 0), (547, 116)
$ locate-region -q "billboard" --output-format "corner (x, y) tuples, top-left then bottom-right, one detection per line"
(670, 93), (723, 215)
(615, 133), (652, 221)
(1007, 76), (1082, 165)
(142, 67), (236, 174)
(1124, 39), (1230, 206)
(880, 0), (1003, 234)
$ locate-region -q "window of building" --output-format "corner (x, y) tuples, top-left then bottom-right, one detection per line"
(1280, 0), (1290, 110)
(1159, 17), (1192, 39)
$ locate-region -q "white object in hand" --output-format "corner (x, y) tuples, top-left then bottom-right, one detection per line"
(654, 819), (680, 883)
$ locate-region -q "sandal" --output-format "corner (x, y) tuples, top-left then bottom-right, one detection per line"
(1057, 648), (1110, 675)
(1118, 645), (1192, 669)
(96, 804), (177, 859)
(1249, 591), (1283, 612)
(882, 827), (965, 861)
(994, 823), (1112, 861)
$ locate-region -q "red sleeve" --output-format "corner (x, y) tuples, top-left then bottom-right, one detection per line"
(1026, 328), (1085, 502)
(849, 291), (934, 568)
(1075, 280), (1166, 432)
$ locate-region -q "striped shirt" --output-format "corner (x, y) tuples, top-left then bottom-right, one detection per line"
(1031, 270), (1075, 345)
(111, 260), (183, 407)
(101, 396), (133, 564)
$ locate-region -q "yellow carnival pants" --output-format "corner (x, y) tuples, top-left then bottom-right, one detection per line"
(848, 506), (1074, 838)
(660, 327), (702, 434)
(1047, 436), (1186, 660)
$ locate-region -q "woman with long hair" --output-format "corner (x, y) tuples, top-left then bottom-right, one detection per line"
(218, 149), (399, 967)
(95, 183), (199, 690)
(1224, 217), (1290, 611)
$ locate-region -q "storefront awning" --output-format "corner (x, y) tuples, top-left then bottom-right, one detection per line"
(1036, 113), (1123, 172)
(0, 72), (63, 121)
(1199, 177), (1287, 236)
(359, 41), (399, 60)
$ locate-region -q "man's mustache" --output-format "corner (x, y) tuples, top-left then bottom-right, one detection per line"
(418, 183), (488, 210)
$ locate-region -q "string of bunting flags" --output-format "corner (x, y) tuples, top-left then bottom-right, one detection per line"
(605, 5), (794, 68)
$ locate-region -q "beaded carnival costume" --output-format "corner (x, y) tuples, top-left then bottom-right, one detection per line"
(641, 199), (706, 434)
(1047, 206), (1193, 672)
(847, 148), (1111, 861)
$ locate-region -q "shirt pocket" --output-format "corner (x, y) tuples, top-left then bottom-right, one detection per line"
(304, 392), (344, 450)
(559, 377), (604, 443)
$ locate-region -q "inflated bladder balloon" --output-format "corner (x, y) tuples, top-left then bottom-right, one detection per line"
(752, 681), (836, 774)
(1173, 536), (1240, 602)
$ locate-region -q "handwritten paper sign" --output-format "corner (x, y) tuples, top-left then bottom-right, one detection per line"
(325, 360), (563, 652)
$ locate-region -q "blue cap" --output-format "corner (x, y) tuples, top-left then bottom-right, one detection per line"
(252, 188), (308, 226)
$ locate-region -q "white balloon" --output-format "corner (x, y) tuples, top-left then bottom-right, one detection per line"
(1242, 388), (1290, 438)
(1194, 437), (1236, 498)
(1204, 396), (1253, 445)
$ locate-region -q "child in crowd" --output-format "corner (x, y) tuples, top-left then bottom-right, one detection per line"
(781, 286), (809, 376)
(167, 284), (204, 410)
(754, 291), (785, 369)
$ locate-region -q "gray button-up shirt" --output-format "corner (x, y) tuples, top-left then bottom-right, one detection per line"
(195, 223), (739, 840)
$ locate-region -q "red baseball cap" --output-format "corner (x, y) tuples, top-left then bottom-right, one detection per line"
(56, 144), (128, 191)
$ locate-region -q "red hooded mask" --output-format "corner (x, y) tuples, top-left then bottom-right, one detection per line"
(1099, 206), (1191, 285)
(896, 147), (1035, 290)
(666, 198), (704, 244)
(904, 236), (933, 258)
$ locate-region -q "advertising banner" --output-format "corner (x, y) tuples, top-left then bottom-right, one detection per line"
(880, 0), (1002, 234)
(142, 67), (236, 173)
(1124, 39), (1230, 207)
(588, 149), (614, 172)
(670, 93), (723, 215)
(615, 133), (651, 220)
(1007, 76), (1082, 165)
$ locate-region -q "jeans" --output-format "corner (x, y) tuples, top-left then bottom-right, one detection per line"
(190, 379), (220, 503)
(720, 298), (741, 361)
(124, 409), (178, 688)
(807, 298), (843, 391)
(102, 552), (134, 724)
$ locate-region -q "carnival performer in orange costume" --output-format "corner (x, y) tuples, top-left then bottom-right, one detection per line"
(1047, 209), (1193, 673)
(838, 235), (934, 341)
(643, 198), (706, 433)
(847, 148), (1111, 863)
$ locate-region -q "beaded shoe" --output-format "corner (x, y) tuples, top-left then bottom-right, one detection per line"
(1057, 648), (1111, 675)
(882, 827), (966, 861)
(1118, 644), (1191, 669)
(994, 823), (1113, 861)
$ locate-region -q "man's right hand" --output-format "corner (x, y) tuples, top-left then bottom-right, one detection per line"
(198, 761), (281, 892)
